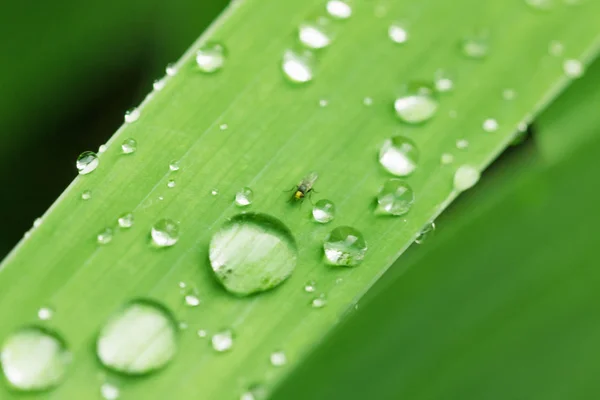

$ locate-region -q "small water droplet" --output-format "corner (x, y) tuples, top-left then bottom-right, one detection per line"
(311, 294), (328, 308)
(196, 43), (226, 73)
(33, 218), (43, 228)
(415, 222), (436, 244)
(169, 160), (180, 171)
(440, 153), (454, 164)
(197, 329), (207, 338)
(166, 63), (178, 76)
(211, 189), (219, 196)
(502, 88), (517, 100)
(456, 139), (469, 149)
(153, 78), (166, 91)
(312, 199), (336, 223)
(299, 18), (333, 49)
(211, 330), (233, 352)
(525, 0), (555, 10)
(124, 108), (140, 123)
(97, 228), (114, 245)
(240, 384), (267, 400)
(209, 213), (297, 295)
(363, 97), (373, 106)
(97, 300), (177, 375)
(270, 351), (287, 367)
(158, 196), (164, 201)
(76, 151), (99, 175)
(235, 187), (254, 206)
(167, 180), (176, 188)
(461, 32), (490, 59)
(483, 118), (499, 132)
(326, 0), (352, 19)
(0, 327), (71, 391)
(178, 281), (186, 289)
(118, 212), (134, 229)
(151, 219), (180, 247)
(282, 49), (314, 84)
(454, 165), (480, 191)
(304, 280), (317, 293)
(98, 144), (108, 154)
(184, 295), (200, 307)
(388, 22), (409, 44)
(319, 99), (329, 107)
(220, 123), (229, 131)
(548, 40), (564, 56)
(379, 136), (419, 176)
(100, 383), (120, 400)
(38, 307), (53, 321)
(434, 69), (454, 92)
(394, 83), (438, 124)
(376, 179), (414, 216)
(563, 59), (584, 78)
(81, 190), (92, 200)
(121, 138), (137, 154)
(323, 226), (367, 266)
(178, 322), (188, 330)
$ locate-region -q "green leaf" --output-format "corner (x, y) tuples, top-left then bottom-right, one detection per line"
(1, 0), (599, 398)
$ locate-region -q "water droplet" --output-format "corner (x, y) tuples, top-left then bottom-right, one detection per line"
(121, 138), (137, 154)
(118, 212), (134, 229)
(415, 222), (436, 244)
(379, 136), (419, 176)
(563, 59), (584, 78)
(211, 189), (219, 196)
(311, 294), (328, 308)
(196, 43), (226, 73)
(166, 63), (178, 76)
(151, 219), (180, 247)
(211, 330), (233, 352)
(454, 165), (480, 191)
(548, 40), (564, 56)
(434, 69), (454, 92)
(220, 123), (229, 131)
(76, 151), (99, 175)
(153, 78), (166, 91)
(178, 281), (186, 289)
(197, 329), (207, 338)
(33, 218), (43, 228)
(363, 97), (373, 106)
(525, 0), (555, 10)
(502, 88), (516, 100)
(440, 153), (454, 164)
(456, 139), (469, 149)
(299, 18), (333, 49)
(184, 294), (200, 307)
(169, 160), (180, 171)
(326, 0), (352, 19)
(376, 179), (414, 216)
(167, 180), (176, 188)
(124, 108), (140, 123)
(461, 33), (490, 59)
(304, 280), (317, 293)
(178, 322), (188, 330)
(388, 22), (408, 44)
(38, 307), (53, 321)
(312, 199), (336, 223)
(235, 187), (254, 206)
(483, 118), (499, 132)
(282, 49), (314, 84)
(0, 327), (71, 391)
(319, 99), (328, 107)
(81, 190), (92, 200)
(98, 144), (108, 154)
(97, 300), (177, 375)
(101, 383), (120, 400)
(270, 351), (287, 367)
(394, 83), (438, 124)
(209, 213), (297, 295)
(323, 226), (367, 266)
(240, 384), (267, 400)
(97, 228), (114, 245)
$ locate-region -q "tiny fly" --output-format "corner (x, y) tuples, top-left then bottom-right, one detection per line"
(290, 171), (318, 202)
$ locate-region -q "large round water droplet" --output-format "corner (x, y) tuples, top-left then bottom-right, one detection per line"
(326, 0), (352, 19)
(76, 151), (99, 175)
(151, 219), (180, 247)
(378, 136), (419, 176)
(394, 83), (438, 124)
(312, 199), (336, 223)
(323, 226), (367, 266)
(282, 49), (314, 84)
(209, 213), (297, 296)
(299, 18), (333, 49)
(96, 300), (177, 375)
(453, 165), (480, 191)
(0, 327), (71, 391)
(376, 179), (414, 216)
(196, 43), (226, 73)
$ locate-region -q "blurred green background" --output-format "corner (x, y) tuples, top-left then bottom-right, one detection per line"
(0, 0), (230, 257)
